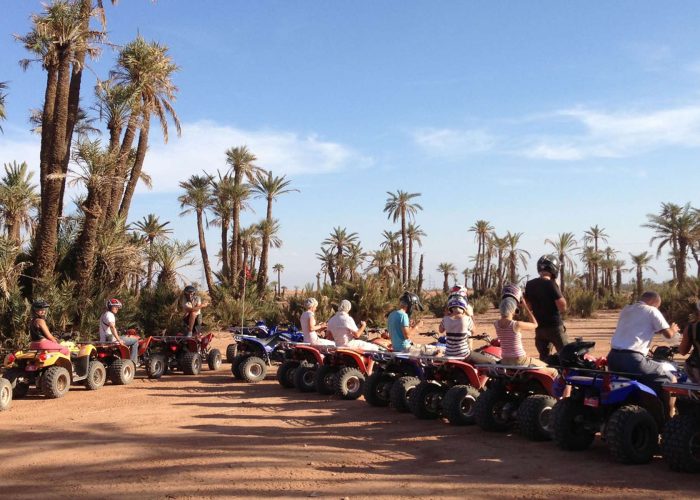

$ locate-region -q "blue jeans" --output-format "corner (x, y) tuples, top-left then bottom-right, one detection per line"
(120, 336), (139, 363)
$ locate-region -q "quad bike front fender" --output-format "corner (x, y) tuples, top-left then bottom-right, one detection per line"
(294, 345), (323, 364)
(603, 380), (658, 405)
(442, 360), (483, 389)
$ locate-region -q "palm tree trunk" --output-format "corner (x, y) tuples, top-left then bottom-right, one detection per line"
(636, 267), (643, 298)
(72, 187), (103, 294)
(118, 111), (150, 218)
(408, 238), (414, 287)
(39, 66), (58, 198)
(220, 221), (229, 281)
(196, 209), (214, 297)
(559, 252), (566, 295)
(400, 208), (407, 285)
(231, 204), (239, 285)
(417, 254), (424, 294)
(146, 238), (154, 288)
(105, 111), (139, 221)
(442, 272), (449, 293)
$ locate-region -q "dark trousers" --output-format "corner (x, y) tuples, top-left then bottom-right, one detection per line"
(535, 324), (568, 361)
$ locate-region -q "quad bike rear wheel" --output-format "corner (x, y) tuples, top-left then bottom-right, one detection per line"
(551, 398), (596, 451)
(207, 349), (222, 371)
(517, 394), (556, 441)
(146, 354), (166, 379)
(109, 359), (136, 385)
(41, 366), (71, 399)
(84, 361), (106, 390)
(226, 344), (237, 364)
(605, 404), (658, 464)
(294, 365), (317, 393)
(4, 369), (30, 399)
(409, 381), (446, 420)
(363, 371), (395, 407)
(239, 356), (267, 383)
(314, 365), (338, 395)
(181, 352), (202, 376)
(335, 367), (365, 400)
(276, 360), (299, 388)
(0, 378), (12, 411)
(442, 385), (480, 425)
(474, 385), (511, 431)
(662, 413), (700, 472)
(390, 376), (419, 412)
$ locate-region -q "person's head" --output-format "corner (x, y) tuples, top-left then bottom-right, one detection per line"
(446, 295), (468, 315)
(537, 254), (560, 279)
(106, 298), (123, 313)
(304, 297), (318, 311)
(32, 299), (50, 317)
(640, 291), (661, 308)
(399, 291), (424, 317)
(499, 297), (518, 319)
(338, 299), (352, 314)
(183, 285), (196, 299)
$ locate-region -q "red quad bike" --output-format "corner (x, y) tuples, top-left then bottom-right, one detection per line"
(409, 334), (502, 425)
(142, 333), (221, 379)
(79, 341), (136, 385)
(314, 347), (377, 400)
(473, 363), (559, 441)
(277, 342), (332, 392)
(662, 382), (700, 473)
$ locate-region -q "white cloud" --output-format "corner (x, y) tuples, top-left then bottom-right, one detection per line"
(412, 127), (496, 156)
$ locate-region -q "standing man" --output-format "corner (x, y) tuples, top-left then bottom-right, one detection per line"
(607, 291), (680, 419)
(100, 298), (138, 363)
(387, 291), (424, 352)
(525, 255), (568, 361)
(181, 285), (209, 336)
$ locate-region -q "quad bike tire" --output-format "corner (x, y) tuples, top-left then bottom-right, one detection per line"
(363, 371), (395, 407)
(207, 349), (222, 371)
(276, 360), (300, 388)
(335, 367), (365, 400)
(551, 398), (596, 451)
(41, 366), (71, 399)
(231, 355), (249, 380)
(294, 365), (318, 393)
(181, 352), (202, 376)
(225, 344), (237, 364)
(390, 376), (419, 412)
(662, 414), (700, 473)
(314, 365), (338, 395)
(442, 385), (480, 425)
(0, 377), (11, 411)
(146, 354), (167, 379)
(409, 381), (446, 420)
(517, 394), (556, 441)
(474, 385), (511, 432)
(109, 359), (136, 385)
(84, 361), (107, 390)
(4, 369), (30, 399)
(239, 356), (267, 383)
(605, 404), (658, 464)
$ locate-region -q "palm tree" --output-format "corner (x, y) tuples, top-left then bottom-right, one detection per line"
(367, 249), (396, 285)
(383, 190), (423, 284)
(256, 219), (282, 295)
(643, 202), (695, 286)
(406, 223), (426, 286)
(178, 175), (214, 296)
(154, 240), (196, 292)
(316, 247), (335, 285)
(272, 263), (284, 296)
(629, 251), (656, 299)
(323, 226), (359, 284)
(437, 262), (457, 292)
(380, 229), (401, 279)
(0, 81), (8, 132)
(613, 259), (626, 294)
(251, 171), (298, 293)
(469, 220), (494, 292)
(238, 223), (260, 283)
(345, 242), (366, 282)
(0, 161), (39, 243)
(208, 172), (235, 281)
(579, 246), (599, 290)
(545, 232), (578, 295)
(134, 214), (172, 288)
(583, 225), (609, 292)
(504, 231), (530, 284)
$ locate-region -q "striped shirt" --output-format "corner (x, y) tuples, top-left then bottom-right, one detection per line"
(441, 315), (474, 358)
(494, 319), (526, 359)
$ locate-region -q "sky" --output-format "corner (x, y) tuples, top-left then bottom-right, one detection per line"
(2, 1), (700, 289)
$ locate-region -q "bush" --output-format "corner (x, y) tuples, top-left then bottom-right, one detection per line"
(425, 292), (448, 318)
(566, 288), (598, 318)
(657, 280), (699, 326)
(471, 296), (492, 315)
(600, 293), (631, 310)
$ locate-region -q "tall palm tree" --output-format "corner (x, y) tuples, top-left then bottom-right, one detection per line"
(208, 172), (235, 281)
(367, 249), (396, 285)
(469, 220), (494, 292)
(256, 219), (282, 295)
(154, 240), (196, 292)
(0, 161), (40, 243)
(178, 175), (214, 296)
(579, 246), (599, 290)
(316, 247), (335, 285)
(380, 229), (401, 279)
(406, 223), (426, 286)
(643, 202), (695, 286)
(134, 214), (172, 288)
(613, 259), (626, 294)
(545, 232), (578, 295)
(490, 233), (508, 291)
(437, 262), (457, 292)
(629, 251), (656, 299)
(345, 242), (366, 282)
(504, 231), (530, 284)
(323, 226), (359, 284)
(251, 171), (298, 293)
(384, 190), (423, 284)
(583, 225), (609, 292)
(238, 223), (260, 283)
(272, 263), (284, 296)
(0, 81), (8, 132)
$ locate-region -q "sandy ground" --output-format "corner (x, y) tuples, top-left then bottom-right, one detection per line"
(0, 309), (697, 499)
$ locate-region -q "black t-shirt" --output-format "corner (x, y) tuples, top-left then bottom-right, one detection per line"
(525, 277), (564, 327)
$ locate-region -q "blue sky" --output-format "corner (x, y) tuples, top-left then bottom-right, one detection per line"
(2, 1), (700, 289)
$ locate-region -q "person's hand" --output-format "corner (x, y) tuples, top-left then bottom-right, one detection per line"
(360, 321), (367, 327)
(671, 322), (680, 334)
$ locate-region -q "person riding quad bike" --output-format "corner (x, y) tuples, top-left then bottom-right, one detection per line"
(181, 285), (209, 337)
(27, 299), (68, 355)
(387, 291), (424, 352)
(99, 298), (138, 364)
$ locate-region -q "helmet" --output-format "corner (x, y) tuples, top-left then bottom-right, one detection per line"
(558, 339), (596, 368)
(106, 298), (123, 309)
(447, 295), (468, 312)
(183, 285), (196, 295)
(537, 255), (560, 278)
(31, 299), (50, 311)
(399, 291), (424, 316)
(501, 283), (522, 303)
(449, 285), (468, 297)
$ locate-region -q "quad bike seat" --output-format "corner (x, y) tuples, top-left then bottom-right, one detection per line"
(29, 341), (70, 356)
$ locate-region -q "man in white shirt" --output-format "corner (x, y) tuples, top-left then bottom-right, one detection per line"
(607, 291), (680, 418)
(100, 298), (138, 363)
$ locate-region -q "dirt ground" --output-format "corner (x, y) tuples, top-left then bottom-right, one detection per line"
(1, 309), (697, 499)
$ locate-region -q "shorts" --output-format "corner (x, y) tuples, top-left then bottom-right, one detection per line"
(535, 324), (568, 360)
(607, 349), (674, 393)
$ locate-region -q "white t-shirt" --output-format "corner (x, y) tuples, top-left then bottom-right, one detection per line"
(300, 310), (319, 344)
(99, 311), (116, 342)
(327, 312), (359, 347)
(610, 302), (670, 355)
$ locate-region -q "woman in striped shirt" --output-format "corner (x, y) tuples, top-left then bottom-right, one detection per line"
(439, 295), (496, 364)
(495, 293), (551, 370)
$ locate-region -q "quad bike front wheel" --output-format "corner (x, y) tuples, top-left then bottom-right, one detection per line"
(239, 356), (268, 383)
(517, 394), (556, 441)
(442, 385), (480, 425)
(0, 378), (12, 411)
(231, 355), (249, 380)
(390, 376), (419, 412)
(276, 360), (299, 389)
(109, 359), (136, 385)
(363, 371), (395, 407)
(294, 365), (317, 393)
(314, 365), (338, 395)
(474, 385), (512, 432)
(662, 414), (700, 472)
(181, 352), (202, 376)
(41, 366), (71, 399)
(335, 367), (365, 400)
(84, 361), (107, 390)
(605, 404), (659, 464)
(207, 349), (222, 371)
(146, 354), (167, 379)
(225, 344), (237, 364)
(551, 398), (596, 451)
(3, 369), (30, 399)
(409, 381), (446, 420)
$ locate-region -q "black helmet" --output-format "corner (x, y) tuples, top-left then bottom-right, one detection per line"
(558, 339), (596, 368)
(183, 285), (196, 295)
(537, 255), (560, 278)
(399, 291), (424, 316)
(32, 299), (50, 311)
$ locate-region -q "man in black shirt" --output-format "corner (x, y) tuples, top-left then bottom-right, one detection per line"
(525, 255), (568, 361)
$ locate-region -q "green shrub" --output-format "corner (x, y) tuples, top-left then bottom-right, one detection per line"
(425, 292), (448, 318)
(566, 288), (598, 318)
(600, 293), (631, 310)
(471, 296), (492, 315)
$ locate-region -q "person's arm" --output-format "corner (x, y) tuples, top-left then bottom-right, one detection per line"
(555, 297), (567, 313)
(438, 319), (446, 334)
(657, 322), (680, 339)
(652, 309), (679, 339)
(38, 319), (58, 343)
(678, 324), (692, 356)
(353, 321), (367, 339)
(520, 299), (538, 329)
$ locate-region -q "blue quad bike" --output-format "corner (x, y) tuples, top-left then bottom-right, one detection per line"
(230, 328), (301, 383)
(662, 382), (700, 472)
(225, 322), (302, 364)
(552, 340), (683, 464)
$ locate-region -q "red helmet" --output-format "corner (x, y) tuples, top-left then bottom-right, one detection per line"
(106, 298), (123, 309)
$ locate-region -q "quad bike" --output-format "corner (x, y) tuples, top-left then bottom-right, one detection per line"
(662, 382), (700, 472)
(142, 333), (221, 379)
(276, 342), (332, 392)
(552, 340), (679, 464)
(315, 345), (384, 400)
(408, 334), (502, 425)
(77, 341), (136, 385)
(230, 330), (298, 383)
(3, 333), (106, 399)
(0, 376), (11, 411)
(225, 323), (303, 364)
